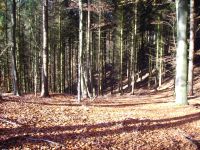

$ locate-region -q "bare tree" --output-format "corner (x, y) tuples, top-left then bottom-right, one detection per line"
(188, 0), (195, 96)
(78, 0), (83, 102)
(9, 0), (20, 96)
(41, 0), (49, 97)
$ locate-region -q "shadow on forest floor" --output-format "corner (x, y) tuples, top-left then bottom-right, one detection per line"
(1, 67), (200, 148)
(1, 96), (174, 107)
(1, 112), (200, 149)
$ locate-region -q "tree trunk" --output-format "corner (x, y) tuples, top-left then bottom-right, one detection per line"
(131, 0), (138, 95)
(175, 0), (188, 105)
(114, 2), (122, 94)
(41, 0), (49, 97)
(86, 0), (92, 97)
(119, 8), (123, 94)
(5, 0), (10, 92)
(159, 25), (163, 87)
(188, 0), (195, 96)
(9, 0), (20, 96)
(98, 6), (102, 96)
(78, 0), (83, 102)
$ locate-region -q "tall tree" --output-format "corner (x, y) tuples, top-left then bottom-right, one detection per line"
(78, 0), (83, 102)
(86, 0), (92, 97)
(188, 0), (195, 96)
(175, 0), (188, 105)
(97, 0), (102, 96)
(131, 0), (138, 94)
(41, 0), (49, 97)
(9, 0), (20, 96)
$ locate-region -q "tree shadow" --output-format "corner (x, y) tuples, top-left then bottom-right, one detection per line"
(192, 103), (200, 108)
(1, 112), (200, 148)
(90, 101), (171, 107)
(188, 95), (199, 100)
(1, 98), (171, 107)
(1, 98), (82, 107)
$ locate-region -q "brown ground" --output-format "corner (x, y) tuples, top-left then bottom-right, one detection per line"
(1, 68), (200, 149)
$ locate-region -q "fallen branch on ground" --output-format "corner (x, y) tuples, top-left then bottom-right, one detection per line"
(26, 137), (65, 147)
(0, 117), (22, 126)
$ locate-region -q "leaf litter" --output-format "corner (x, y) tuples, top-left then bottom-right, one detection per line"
(1, 67), (200, 149)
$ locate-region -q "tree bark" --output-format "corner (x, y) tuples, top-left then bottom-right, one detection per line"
(98, 5), (102, 96)
(175, 0), (188, 105)
(188, 0), (195, 96)
(41, 0), (49, 97)
(86, 0), (92, 97)
(9, 0), (20, 96)
(119, 8), (123, 94)
(5, 0), (10, 92)
(78, 0), (83, 102)
(131, 0), (138, 95)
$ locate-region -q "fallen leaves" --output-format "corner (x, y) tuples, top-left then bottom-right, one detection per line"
(0, 91), (200, 149)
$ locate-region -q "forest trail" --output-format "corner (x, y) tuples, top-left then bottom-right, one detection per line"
(1, 68), (200, 149)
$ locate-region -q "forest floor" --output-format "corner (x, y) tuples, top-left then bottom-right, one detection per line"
(1, 69), (200, 149)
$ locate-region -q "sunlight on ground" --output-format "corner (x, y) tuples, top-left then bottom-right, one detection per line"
(1, 89), (200, 149)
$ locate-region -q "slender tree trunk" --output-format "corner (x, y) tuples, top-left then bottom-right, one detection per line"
(148, 31), (152, 88)
(34, 14), (38, 96)
(59, 5), (65, 93)
(53, 43), (56, 92)
(114, 3), (122, 94)
(68, 38), (71, 93)
(5, 0), (10, 92)
(131, 0), (138, 94)
(9, 0), (20, 96)
(34, 41), (38, 95)
(175, 0), (188, 105)
(159, 24), (163, 87)
(86, 0), (92, 97)
(34, 48), (38, 96)
(111, 31), (115, 94)
(98, 6), (102, 96)
(188, 0), (195, 96)
(119, 8), (123, 94)
(155, 17), (160, 89)
(78, 0), (83, 102)
(91, 31), (95, 96)
(88, 2), (94, 97)
(41, 0), (49, 97)
(61, 42), (66, 93)
(71, 40), (74, 94)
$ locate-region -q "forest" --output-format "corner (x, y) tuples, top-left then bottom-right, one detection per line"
(0, 0), (200, 149)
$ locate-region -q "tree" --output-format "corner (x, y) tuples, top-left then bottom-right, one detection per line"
(41, 0), (49, 97)
(0, 0), (197, 99)
(175, 0), (188, 105)
(131, 0), (138, 94)
(86, 0), (92, 97)
(9, 0), (20, 96)
(78, 0), (83, 102)
(188, 0), (195, 96)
